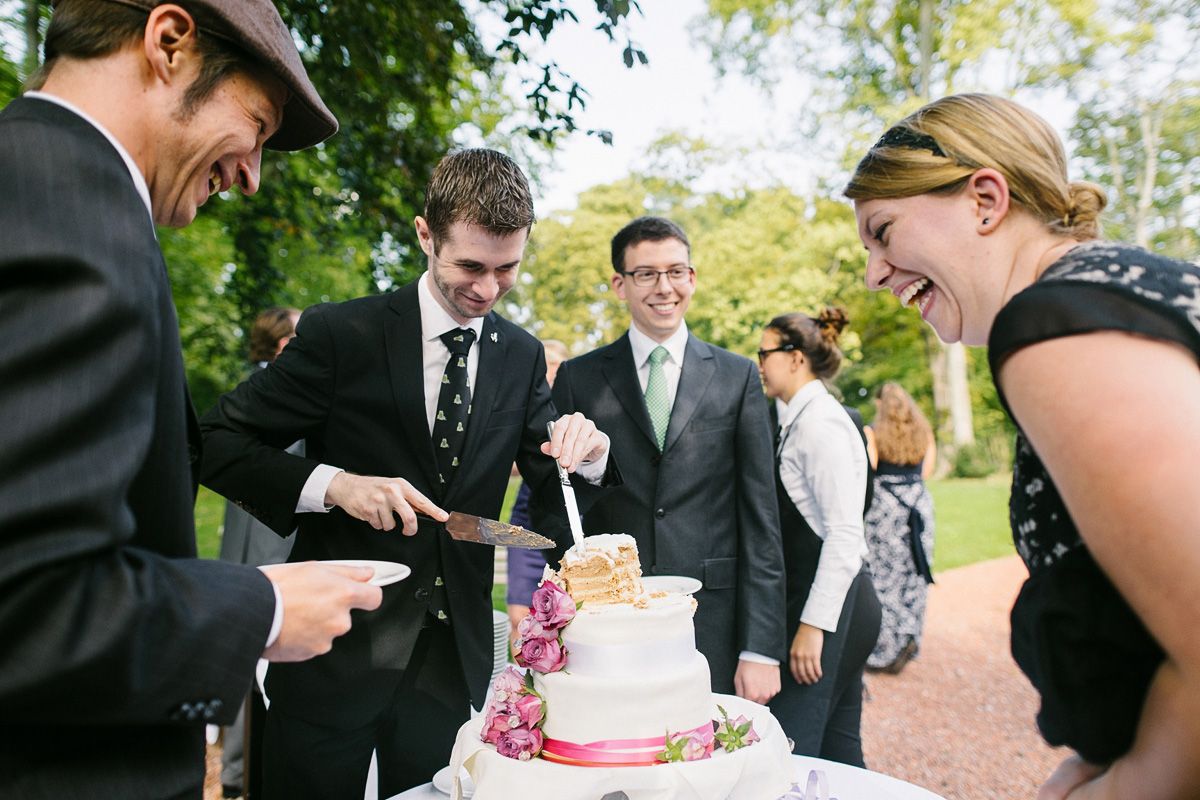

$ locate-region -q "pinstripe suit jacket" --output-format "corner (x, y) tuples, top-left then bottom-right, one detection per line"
(0, 97), (276, 800)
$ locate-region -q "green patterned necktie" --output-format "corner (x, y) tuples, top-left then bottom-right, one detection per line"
(645, 345), (670, 451)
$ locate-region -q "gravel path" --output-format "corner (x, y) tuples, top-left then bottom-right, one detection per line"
(206, 554), (1064, 799)
(861, 555), (1063, 798)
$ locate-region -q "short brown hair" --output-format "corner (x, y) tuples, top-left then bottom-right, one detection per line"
(422, 149), (535, 249)
(248, 307), (298, 363)
(845, 93), (1106, 241)
(30, 0), (251, 116)
(610, 216), (690, 272)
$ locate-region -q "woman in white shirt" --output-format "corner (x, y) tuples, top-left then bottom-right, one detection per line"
(758, 307), (881, 766)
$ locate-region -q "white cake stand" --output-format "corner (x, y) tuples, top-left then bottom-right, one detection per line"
(448, 694), (794, 800)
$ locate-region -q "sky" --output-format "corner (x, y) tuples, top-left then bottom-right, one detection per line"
(496, 0), (1081, 216)
(506, 0), (818, 214)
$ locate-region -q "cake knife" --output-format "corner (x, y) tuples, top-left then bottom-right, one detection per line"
(546, 420), (587, 552)
(416, 512), (556, 549)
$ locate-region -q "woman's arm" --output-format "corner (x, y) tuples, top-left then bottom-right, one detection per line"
(921, 435), (936, 480)
(864, 425), (879, 470)
(999, 331), (1200, 799)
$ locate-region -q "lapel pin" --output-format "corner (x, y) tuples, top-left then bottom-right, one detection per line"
(490, 332), (498, 343)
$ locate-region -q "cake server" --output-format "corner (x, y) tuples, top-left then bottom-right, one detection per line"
(418, 512), (556, 549)
(547, 420), (587, 551)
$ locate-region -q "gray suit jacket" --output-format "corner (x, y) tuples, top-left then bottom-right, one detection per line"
(543, 332), (786, 691)
(0, 97), (275, 799)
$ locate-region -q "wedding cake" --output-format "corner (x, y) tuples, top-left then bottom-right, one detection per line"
(536, 535), (714, 763)
(447, 534), (796, 799)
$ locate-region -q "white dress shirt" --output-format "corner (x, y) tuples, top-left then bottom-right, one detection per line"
(777, 380), (868, 632)
(297, 271), (608, 511)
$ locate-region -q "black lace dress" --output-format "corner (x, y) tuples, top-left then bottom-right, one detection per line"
(987, 241), (1200, 764)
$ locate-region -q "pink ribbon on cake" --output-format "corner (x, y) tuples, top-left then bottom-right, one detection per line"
(541, 722), (714, 766)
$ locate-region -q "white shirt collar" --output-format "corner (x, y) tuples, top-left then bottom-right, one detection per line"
(418, 271), (486, 342)
(628, 321), (689, 369)
(780, 379), (829, 429)
(24, 91), (154, 229)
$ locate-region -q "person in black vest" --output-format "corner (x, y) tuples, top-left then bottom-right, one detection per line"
(756, 307), (881, 766)
(847, 93), (1200, 798)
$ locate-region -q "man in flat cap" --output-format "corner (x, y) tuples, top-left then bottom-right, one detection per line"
(0, 2), (383, 798)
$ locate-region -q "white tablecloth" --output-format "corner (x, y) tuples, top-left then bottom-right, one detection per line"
(387, 753), (946, 800)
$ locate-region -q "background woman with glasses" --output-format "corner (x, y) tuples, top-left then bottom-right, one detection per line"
(757, 307), (881, 766)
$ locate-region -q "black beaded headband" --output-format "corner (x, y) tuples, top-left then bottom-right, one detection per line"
(872, 126), (945, 157)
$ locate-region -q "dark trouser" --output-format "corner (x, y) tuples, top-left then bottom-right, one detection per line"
(261, 622), (469, 800)
(769, 571), (882, 767)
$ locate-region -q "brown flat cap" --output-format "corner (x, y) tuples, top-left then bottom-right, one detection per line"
(91, 0), (338, 150)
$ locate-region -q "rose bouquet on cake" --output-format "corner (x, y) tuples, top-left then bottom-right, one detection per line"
(512, 578), (575, 673)
(482, 579), (578, 760)
(481, 667), (546, 761)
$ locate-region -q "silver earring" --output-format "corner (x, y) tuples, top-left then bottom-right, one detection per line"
(982, 218), (990, 225)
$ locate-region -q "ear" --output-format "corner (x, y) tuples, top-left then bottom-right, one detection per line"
(143, 5), (199, 86)
(966, 168), (1011, 234)
(610, 271), (627, 302)
(414, 217), (435, 257)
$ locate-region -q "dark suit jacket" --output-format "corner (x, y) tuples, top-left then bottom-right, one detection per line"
(0, 97), (275, 799)
(544, 332), (786, 691)
(200, 282), (616, 723)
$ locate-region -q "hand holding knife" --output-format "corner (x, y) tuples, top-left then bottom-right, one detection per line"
(547, 420), (587, 552)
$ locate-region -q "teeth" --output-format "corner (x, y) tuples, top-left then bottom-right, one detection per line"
(899, 278), (929, 307)
(208, 169), (220, 196)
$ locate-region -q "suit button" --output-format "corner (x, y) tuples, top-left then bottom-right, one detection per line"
(650, 452), (661, 466)
(415, 587), (430, 602)
(655, 508), (665, 519)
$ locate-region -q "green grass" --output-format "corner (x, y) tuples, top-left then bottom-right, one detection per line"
(195, 486), (225, 560)
(927, 474), (1014, 572)
(194, 476), (1017, 603)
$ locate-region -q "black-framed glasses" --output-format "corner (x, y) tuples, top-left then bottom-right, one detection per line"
(620, 266), (694, 287)
(756, 344), (797, 363)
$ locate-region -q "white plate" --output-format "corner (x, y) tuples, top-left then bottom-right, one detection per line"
(318, 560), (411, 587)
(431, 765), (474, 797)
(642, 575), (703, 595)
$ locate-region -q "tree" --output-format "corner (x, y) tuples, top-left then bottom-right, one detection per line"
(699, 0), (1127, 469)
(1, 1), (648, 410)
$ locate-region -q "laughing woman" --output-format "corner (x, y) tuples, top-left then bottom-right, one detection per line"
(759, 308), (881, 766)
(846, 93), (1200, 798)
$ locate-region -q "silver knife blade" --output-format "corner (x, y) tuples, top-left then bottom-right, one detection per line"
(547, 421), (587, 551)
(442, 511), (556, 549)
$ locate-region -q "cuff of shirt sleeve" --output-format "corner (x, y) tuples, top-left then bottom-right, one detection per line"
(259, 569), (284, 649)
(574, 431), (610, 485)
(297, 464), (343, 513)
(738, 650), (780, 667)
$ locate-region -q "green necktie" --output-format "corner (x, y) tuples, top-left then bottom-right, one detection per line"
(645, 345), (670, 451)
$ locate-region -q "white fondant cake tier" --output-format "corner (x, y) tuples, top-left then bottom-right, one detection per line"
(535, 651), (712, 744)
(449, 694), (795, 800)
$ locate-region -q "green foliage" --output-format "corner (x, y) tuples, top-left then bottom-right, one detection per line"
(926, 476), (1015, 571)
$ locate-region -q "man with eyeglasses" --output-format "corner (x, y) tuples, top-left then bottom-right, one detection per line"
(540, 215), (787, 705)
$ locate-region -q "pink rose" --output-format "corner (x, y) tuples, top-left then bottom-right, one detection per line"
(730, 715), (760, 745)
(681, 734), (714, 762)
(530, 580), (576, 629)
(495, 725), (544, 760)
(514, 692), (544, 728)
(515, 635), (565, 673)
(491, 666), (525, 697)
(516, 613), (548, 642)
(481, 712), (509, 745)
